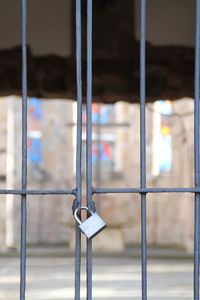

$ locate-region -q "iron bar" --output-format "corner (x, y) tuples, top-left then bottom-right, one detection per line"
(140, 0), (147, 299)
(0, 189), (75, 195)
(75, 0), (83, 208)
(20, 0), (27, 299)
(74, 0), (83, 299)
(93, 187), (200, 194)
(194, 0), (200, 299)
(86, 1), (93, 299)
(0, 187), (200, 195)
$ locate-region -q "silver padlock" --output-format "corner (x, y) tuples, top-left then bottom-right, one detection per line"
(74, 206), (106, 239)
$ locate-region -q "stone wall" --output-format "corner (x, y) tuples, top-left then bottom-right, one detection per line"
(0, 100), (7, 249)
(5, 97), (75, 248)
(123, 98), (195, 253)
(0, 97), (197, 253)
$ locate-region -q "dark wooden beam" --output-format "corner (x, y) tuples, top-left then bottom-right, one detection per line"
(0, 43), (194, 102)
(0, 0), (195, 102)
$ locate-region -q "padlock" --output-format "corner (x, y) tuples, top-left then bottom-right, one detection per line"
(74, 206), (106, 239)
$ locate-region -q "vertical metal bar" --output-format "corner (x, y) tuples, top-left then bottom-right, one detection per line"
(74, 225), (81, 300)
(20, 0), (27, 299)
(86, 0), (93, 299)
(140, 0), (147, 299)
(74, 0), (82, 299)
(194, 1), (200, 299)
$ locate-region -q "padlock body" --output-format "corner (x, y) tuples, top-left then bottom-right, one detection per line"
(79, 213), (106, 239)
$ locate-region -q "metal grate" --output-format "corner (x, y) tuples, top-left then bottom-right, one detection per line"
(1, 0), (199, 299)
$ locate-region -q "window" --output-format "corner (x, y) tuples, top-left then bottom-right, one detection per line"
(152, 100), (173, 176)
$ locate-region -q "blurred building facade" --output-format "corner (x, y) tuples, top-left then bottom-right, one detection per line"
(0, 96), (196, 253)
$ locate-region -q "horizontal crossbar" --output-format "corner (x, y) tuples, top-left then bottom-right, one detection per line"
(0, 189), (75, 195)
(0, 187), (199, 196)
(93, 187), (200, 194)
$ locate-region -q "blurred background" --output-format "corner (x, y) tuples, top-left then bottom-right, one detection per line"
(0, 0), (197, 299)
(0, 97), (195, 253)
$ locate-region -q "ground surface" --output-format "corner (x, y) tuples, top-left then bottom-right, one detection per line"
(0, 256), (193, 300)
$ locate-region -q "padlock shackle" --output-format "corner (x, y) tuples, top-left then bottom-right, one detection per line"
(74, 206), (93, 225)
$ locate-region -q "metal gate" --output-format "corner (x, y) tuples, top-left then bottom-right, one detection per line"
(3, 0), (200, 299)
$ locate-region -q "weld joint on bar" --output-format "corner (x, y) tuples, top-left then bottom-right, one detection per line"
(139, 191), (148, 195)
(72, 198), (81, 214)
(72, 188), (77, 196)
(92, 187), (95, 195)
